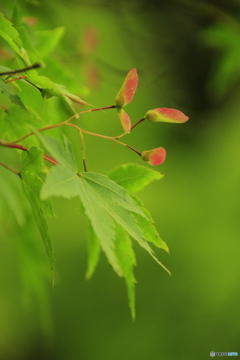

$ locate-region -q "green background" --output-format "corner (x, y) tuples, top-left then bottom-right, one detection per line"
(0, 0), (240, 359)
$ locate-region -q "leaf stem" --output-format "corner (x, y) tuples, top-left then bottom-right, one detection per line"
(114, 118), (146, 140)
(5, 75), (26, 84)
(64, 105), (116, 123)
(0, 161), (19, 175)
(64, 123), (141, 156)
(2, 107), (141, 164)
(9, 104), (118, 145)
(130, 117), (145, 130)
(64, 122), (116, 140)
(91, 105), (116, 112)
(79, 131), (87, 172)
(126, 144), (142, 156)
(8, 123), (64, 144)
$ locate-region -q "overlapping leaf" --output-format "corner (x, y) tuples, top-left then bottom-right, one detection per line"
(108, 163), (164, 193)
(25, 71), (87, 113)
(114, 223), (136, 319)
(86, 223), (101, 280)
(108, 163), (169, 253)
(2, 104), (42, 140)
(20, 146), (55, 274)
(0, 12), (22, 54)
(16, 218), (54, 333)
(131, 194), (169, 253)
(0, 78), (26, 110)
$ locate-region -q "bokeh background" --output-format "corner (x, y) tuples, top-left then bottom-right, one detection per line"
(0, 0), (240, 359)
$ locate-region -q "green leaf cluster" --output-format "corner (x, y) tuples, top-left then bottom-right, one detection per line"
(0, 6), (170, 319)
(0, 10), (87, 115)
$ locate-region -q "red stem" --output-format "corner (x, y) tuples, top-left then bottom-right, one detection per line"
(126, 144), (141, 156)
(5, 75), (26, 84)
(2, 143), (59, 165)
(130, 118), (145, 130)
(91, 105), (116, 111)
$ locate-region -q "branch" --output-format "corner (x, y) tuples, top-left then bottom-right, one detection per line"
(0, 63), (41, 76)
(0, 141), (59, 165)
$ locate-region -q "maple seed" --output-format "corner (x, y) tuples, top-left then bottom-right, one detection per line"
(141, 147), (166, 166)
(145, 108), (189, 123)
(115, 68), (138, 108)
(117, 108), (131, 133)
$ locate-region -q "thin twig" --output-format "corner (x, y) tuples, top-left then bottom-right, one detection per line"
(0, 161), (19, 175)
(130, 118), (145, 130)
(64, 105), (115, 124)
(0, 63), (41, 76)
(79, 131), (87, 172)
(64, 123), (141, 155)
(8, 123), (64, 144)
(5, 75), (26, 84)
(91, 105), (116, 112)
(0, 141), (58, 165)
(64, 122), (116, 140)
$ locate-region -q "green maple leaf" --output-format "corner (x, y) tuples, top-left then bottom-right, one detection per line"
(35, 133), (170, 317)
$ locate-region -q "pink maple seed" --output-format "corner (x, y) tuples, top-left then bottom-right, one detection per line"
(81, 25), (98, 55)
(115, 68), (138, 108)
(23, 17), (38, 26)
(141, 147), (166, 166)
(117, 108), (131, 133)
(145, 108), (189, 123)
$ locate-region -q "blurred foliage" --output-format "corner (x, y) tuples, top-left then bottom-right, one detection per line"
(1, 0), (240, 360)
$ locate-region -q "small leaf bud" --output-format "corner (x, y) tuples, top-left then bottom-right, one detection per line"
(115, 68), (138, 108)
(141, 147), (166, 166)
(145, 108), (189, 123)
(117, 108), (131, 133)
